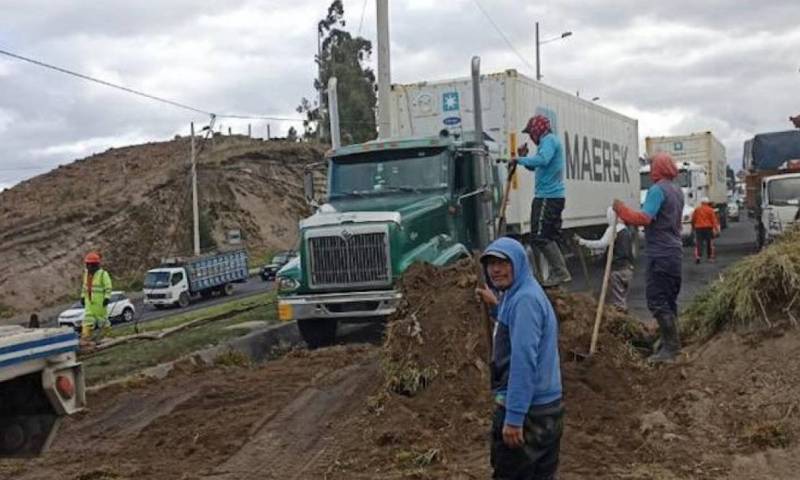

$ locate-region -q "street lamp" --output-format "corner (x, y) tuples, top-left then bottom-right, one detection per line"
(535, 22), (572, 81)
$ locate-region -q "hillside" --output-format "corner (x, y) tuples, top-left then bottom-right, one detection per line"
(0, 135), (327, 318)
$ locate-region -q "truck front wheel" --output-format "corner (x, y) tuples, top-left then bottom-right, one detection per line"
(221, 283), (234, 296)
(177, 292), (190, 308)
(297, 318), (338, 349)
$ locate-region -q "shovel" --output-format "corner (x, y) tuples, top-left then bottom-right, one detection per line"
(496, 162), (517, 237)
(572, 214), (618, 361)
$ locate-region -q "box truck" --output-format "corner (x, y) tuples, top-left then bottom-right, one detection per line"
(143, 250), (249, 308)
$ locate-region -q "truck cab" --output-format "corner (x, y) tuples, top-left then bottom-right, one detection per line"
(760, 172), (800, 247)
(143, 267), (191, 308)
(640, 160), (708, 244)
(276, 133), (496, 347)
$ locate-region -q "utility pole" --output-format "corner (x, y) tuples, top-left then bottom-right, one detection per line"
(317, 26), (326, 141)
(190, 122), (200, 256)
(376, 0), (391, 139)
(535, 22), (541, 81)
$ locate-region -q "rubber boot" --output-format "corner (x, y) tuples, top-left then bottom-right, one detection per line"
(540, 241), (572, 287)
(647, 313), (681, 363)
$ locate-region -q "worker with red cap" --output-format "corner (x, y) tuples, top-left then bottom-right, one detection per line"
(511, 114), (572, 287)
(80, 252), (113, 342)
(613, 153), (684, 362)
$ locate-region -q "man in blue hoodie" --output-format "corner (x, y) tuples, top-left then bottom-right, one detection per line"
(475, 237), (564, 479)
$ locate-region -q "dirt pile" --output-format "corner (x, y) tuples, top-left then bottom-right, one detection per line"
(319, 260), (654, 479)
(0, 136), (326, 319)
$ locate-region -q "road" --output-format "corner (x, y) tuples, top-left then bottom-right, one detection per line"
(566, 217), (756, 320)
(128, 277), (274, 326)
(27, 276), (274, 329)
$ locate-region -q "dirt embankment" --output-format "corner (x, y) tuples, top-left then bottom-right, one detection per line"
(5, 262), (800, 479)
(0, 136), (326, 319)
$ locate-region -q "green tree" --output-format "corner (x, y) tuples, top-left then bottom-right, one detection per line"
(298, 0), (377, 145)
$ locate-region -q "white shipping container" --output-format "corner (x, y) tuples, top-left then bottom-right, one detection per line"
(389, 70), (640, 236)
(645, 132), (727, 204)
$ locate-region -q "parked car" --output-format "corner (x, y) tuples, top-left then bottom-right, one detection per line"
(727, 200), (741, 222)
(260, 251), (297, 281)
(57, 291), (136, 330)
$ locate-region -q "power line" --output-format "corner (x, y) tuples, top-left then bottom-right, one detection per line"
(0, 47), (307, 122)
(470, 0), (535, 72)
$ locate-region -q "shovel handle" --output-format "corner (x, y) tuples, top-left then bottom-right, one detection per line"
(589, 216), (618, 355)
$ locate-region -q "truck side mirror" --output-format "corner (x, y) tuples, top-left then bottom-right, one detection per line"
(303, 169), (315, 204)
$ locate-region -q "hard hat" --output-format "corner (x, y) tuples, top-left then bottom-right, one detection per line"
(700, 196), (710, 204)
(84, 252), (101, 264)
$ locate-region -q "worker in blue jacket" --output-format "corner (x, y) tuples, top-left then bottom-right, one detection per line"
(475, 236), (564, 479)
(511, 114), (572, 287)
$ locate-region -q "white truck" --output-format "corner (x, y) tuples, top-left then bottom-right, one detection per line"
(143, 250), (249, 309)
(760, 172), (800, 245)
(640, 160), (710, 245)
(389, 69), (640, 242)
(645, 132), (729, 228)
(0, 326), (85, 456)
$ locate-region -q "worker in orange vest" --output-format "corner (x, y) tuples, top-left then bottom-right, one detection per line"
(691, 197), (720, 264)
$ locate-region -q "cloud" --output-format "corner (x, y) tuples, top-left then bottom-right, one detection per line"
(1, 0), (798, 189)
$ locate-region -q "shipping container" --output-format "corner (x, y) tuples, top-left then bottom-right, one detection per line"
(645, 132), (727, 205)
(389, 69), (640, 236)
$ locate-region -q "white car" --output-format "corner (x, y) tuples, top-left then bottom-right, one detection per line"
(57, 291), (136, 330)
(727, 201), (741, 222)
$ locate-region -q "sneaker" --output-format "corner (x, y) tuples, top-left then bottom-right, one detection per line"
(694, 258), (701, 264)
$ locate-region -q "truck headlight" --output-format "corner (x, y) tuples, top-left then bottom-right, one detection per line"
(277, 276), (300, 293)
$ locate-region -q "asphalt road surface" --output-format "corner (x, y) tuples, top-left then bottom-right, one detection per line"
(566, 217), (757, 320)
(128, 277), (274, 327)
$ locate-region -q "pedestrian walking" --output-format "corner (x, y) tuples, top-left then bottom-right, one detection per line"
(691, 197), (720, 263)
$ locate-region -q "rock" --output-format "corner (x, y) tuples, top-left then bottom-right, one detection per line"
(639, 410), (677, 435)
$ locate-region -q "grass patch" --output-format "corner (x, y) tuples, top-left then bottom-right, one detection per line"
(0, 302), (17, 319)
(111, 292), (275, 337)
(83, 296), (277, 385)
(683, 229), (800, 340)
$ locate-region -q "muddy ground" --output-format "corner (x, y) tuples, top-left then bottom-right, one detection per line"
(4, 261), (800, 479)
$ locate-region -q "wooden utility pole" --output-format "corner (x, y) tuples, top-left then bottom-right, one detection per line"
(190, 122), (200, 256)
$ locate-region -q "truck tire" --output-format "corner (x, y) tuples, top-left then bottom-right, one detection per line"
(221, 283), (234, 297)
(177, 292), (190, 308)
(297, 318), (338, 349)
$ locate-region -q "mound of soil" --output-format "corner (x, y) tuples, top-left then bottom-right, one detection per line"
(320, 260), (656, 479)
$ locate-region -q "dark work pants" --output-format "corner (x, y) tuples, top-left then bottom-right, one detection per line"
(491, 403), (564, 480)
(530, 198), (565, 248)
(645, 255), (682, 318)
(694, 228), (715, 260)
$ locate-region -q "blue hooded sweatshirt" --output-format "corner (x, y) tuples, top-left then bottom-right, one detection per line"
(517, 132), (566, 199)
(483, 237), (562, 427)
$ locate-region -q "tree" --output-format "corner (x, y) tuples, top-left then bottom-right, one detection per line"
(298, 0), (377, 145)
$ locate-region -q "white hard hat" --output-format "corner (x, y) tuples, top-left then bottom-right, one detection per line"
(700, 196), (710, 204)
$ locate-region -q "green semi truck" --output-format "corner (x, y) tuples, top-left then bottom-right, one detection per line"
(277, 58), (497, 348)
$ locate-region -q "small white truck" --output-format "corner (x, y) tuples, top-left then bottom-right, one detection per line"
(143, 250), (249, 309)
(0, 325), (85, 456)
(759, 171), (800, 247)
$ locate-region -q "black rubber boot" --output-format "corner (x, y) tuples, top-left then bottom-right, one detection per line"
(540, 241), (572, 287)
(647, 313), (681, 363)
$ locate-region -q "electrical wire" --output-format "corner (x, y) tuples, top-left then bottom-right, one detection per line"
(0, 47), (307, 122)
(470, 0), (536, 71)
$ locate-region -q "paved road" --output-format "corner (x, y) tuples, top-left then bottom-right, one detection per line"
(128, 277), (274, 326)
(29, 276), (274, 329)
(566, 217), (757, 320)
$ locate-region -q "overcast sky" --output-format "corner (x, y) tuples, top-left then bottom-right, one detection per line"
(1, 0), (798, 189)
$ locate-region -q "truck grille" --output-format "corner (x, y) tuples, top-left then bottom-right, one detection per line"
(307, 231), (390, 288)
(146, 293), (168, 300)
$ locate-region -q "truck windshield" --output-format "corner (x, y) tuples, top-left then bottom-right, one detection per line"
(640, 170), (690, 190)
(144, 272), (171, 288)
(329, 148), (449, 198)
(768, 177), (800, 206)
